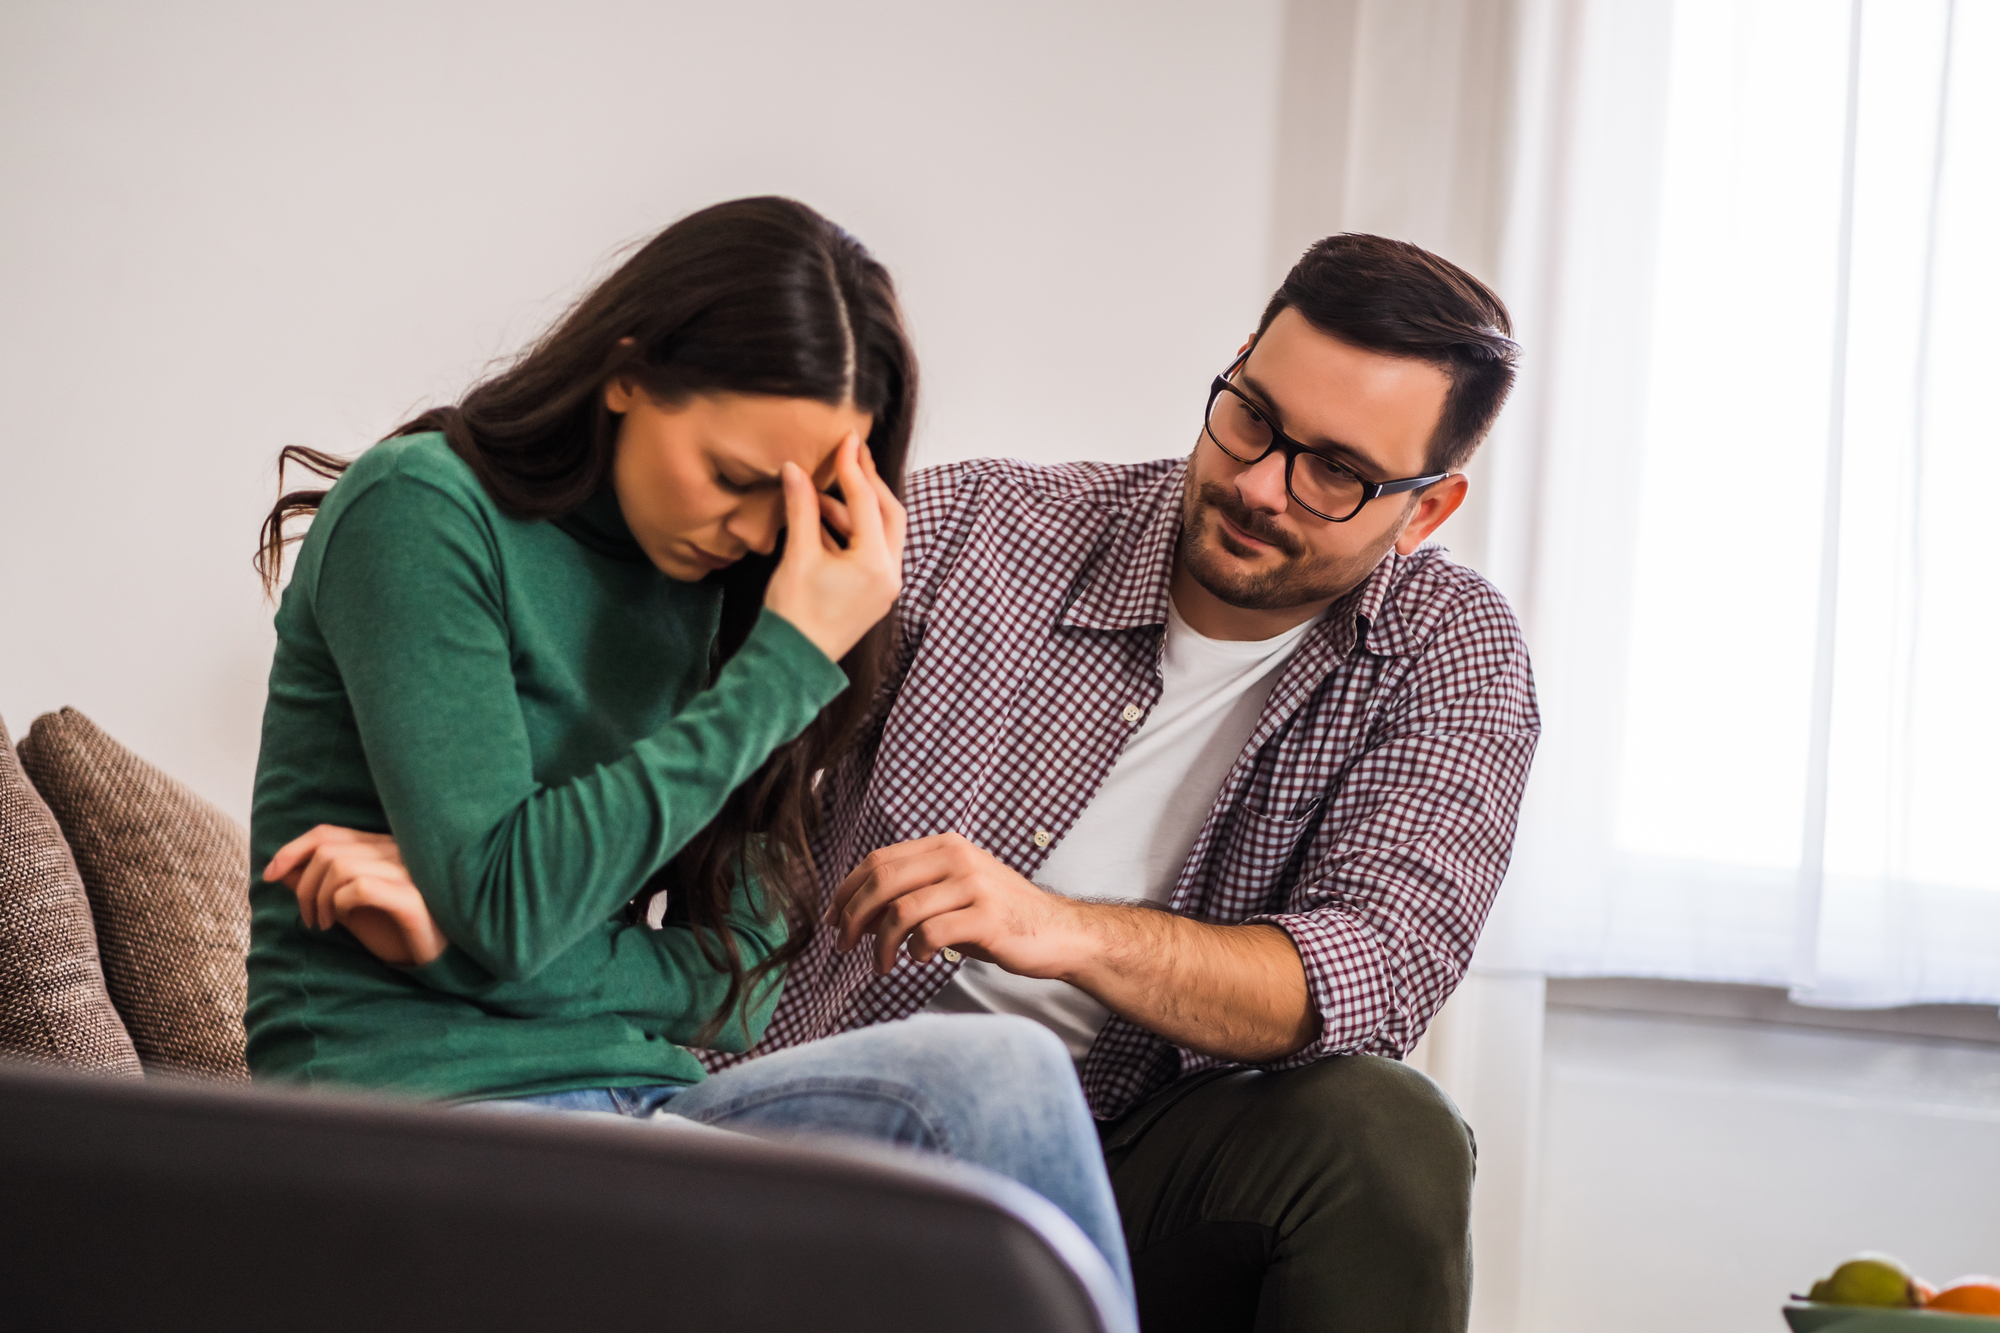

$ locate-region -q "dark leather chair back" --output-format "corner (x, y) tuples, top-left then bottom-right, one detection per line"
(0, 1063), (1131, 1333)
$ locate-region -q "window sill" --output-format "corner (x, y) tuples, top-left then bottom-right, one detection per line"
(1545, 976), (2000, 1047)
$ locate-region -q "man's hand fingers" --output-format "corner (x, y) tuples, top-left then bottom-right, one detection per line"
(828, 834), (958, 925)
(835, 847), (966, 949)
(869, 883), (976, 975)
(904, 908), (987, 966)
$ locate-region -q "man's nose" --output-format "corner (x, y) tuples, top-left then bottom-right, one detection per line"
(1236, 449), (1292, 514)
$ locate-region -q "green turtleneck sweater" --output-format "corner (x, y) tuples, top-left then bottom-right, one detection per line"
(245, 433), (847, 1102)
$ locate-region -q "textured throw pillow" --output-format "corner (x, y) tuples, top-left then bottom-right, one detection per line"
(18, 707), (251, 1080)
(0, 712), (144, 1076)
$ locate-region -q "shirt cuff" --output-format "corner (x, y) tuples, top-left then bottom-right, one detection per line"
(1245, 907), (1397, 1068)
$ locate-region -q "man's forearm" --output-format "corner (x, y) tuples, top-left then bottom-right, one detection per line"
(1060, 903), (1321, 1063)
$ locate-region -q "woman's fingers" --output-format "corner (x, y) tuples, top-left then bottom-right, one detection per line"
(762, 434), (901, 662)
(290, 844), (408, 931)
(267, 825), (402, 888)
(875, 470), (908, 562)
(837, 434), (886, 555)
(265, 824), (340, 884)
(778, 459), (823, 561)
(331, 877), (449, 967)
(855, 440), (906, 564)
(818, 490), (853, 541)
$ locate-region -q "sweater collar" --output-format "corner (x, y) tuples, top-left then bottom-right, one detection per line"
(555, 481), (650, 563)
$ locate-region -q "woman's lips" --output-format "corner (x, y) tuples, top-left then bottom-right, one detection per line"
(687, 545), (737, 572)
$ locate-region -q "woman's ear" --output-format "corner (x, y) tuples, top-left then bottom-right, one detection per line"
(604, 337), (640, 413)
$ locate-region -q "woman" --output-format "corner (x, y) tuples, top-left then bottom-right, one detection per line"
(247, 197), (1130, 1294)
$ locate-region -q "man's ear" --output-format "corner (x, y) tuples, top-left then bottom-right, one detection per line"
(1395, 473), (1470, 555)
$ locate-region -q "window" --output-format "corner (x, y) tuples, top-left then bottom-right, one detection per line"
(1483, 0), (2000, 1007)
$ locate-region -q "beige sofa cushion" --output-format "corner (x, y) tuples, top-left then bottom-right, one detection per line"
(0, 712), (143, 1076)
(19, 708), (250, 1080)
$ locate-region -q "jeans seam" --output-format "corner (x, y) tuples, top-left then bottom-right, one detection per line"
(680, 1077), (956, 1155)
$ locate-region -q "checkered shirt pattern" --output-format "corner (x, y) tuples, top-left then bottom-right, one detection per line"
(708, 456), (1541, 1120)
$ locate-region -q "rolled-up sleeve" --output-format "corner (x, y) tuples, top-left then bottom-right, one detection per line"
(1245, 592), (1540, 1067)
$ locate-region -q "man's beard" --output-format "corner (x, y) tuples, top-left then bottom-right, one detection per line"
(1178, 478), (1396, 612)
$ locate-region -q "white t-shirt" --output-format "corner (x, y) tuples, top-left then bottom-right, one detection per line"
(922, 598), (1318, 1060)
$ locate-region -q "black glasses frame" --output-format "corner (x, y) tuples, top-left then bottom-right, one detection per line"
(1204, 350), (1449, 522)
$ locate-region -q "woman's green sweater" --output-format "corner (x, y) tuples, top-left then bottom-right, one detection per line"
(245, 433), (847, 1102)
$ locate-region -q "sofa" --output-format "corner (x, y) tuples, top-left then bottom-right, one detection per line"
(0, 707), (1130, 1332)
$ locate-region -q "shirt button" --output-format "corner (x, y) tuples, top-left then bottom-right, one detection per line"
(1121, 704), (1143, 722)
(1033, 829), (1053, 848)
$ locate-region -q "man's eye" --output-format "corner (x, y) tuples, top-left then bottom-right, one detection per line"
(714, 470), (753, 494)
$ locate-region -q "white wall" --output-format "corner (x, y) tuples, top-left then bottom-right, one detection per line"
(1531, 1004), (2000, 1333)
(0, 0), (1284, 821)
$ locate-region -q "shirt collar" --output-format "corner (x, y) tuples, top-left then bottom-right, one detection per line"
(1058, 457), (1417, 659)
(1057, 461), (1185, 632)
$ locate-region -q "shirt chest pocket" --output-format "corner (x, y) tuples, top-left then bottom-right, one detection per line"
(1209, 800), (1322, 911)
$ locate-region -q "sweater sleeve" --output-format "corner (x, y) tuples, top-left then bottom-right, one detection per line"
(409, 866), (790, 1053)
(310, 471), (848, 986)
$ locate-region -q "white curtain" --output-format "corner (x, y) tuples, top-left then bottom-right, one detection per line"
(1478, 0), (2000, 1008)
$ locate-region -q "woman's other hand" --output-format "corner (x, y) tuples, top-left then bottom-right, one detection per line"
(263, 825), (448, 967)
(762, 433), (907, 662)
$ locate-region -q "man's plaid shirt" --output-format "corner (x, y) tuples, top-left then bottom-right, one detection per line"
(718, 456), (1540, 1121)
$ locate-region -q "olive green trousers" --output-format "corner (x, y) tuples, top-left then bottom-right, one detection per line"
(1099, 1055), (1476, 1333)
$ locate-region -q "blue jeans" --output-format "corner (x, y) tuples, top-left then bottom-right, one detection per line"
(481, 1014), (1134, 1304)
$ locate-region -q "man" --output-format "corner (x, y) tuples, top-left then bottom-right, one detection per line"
(737, 233), (1539, 1331)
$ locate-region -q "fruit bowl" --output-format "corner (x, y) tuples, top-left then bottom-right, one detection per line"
(1786, 1305), (2000, 1330)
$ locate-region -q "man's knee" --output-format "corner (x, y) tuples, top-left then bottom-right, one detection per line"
(1246, 1055), (1474, 1250)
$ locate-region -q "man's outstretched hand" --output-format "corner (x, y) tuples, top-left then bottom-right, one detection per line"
(828, 831), (1321, 1064)
(827, 832), (1087, 979)
(263, 825), (448, 968)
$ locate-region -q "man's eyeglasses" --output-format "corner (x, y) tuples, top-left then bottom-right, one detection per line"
(1203, 350), (1449, 522)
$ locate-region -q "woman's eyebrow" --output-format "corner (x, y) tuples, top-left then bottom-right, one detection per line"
(1236, 372), (1390, 477)
(714, 450), (783, 484)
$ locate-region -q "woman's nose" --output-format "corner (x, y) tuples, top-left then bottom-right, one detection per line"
(730, 495), (785, 557)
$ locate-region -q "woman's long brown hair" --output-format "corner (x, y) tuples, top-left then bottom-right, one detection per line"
(255, 197), (917, 1045)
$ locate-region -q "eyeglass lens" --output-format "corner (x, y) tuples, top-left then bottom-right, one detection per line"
(1207, 387), (1365, 518)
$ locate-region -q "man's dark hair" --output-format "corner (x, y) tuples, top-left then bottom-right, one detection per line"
(1257, 234), (1519, 474)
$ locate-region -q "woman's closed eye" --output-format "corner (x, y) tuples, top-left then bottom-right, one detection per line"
(713, 464), (770, 494)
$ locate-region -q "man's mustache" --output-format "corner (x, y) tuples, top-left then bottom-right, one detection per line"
(1196, 482), (1304, 557)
